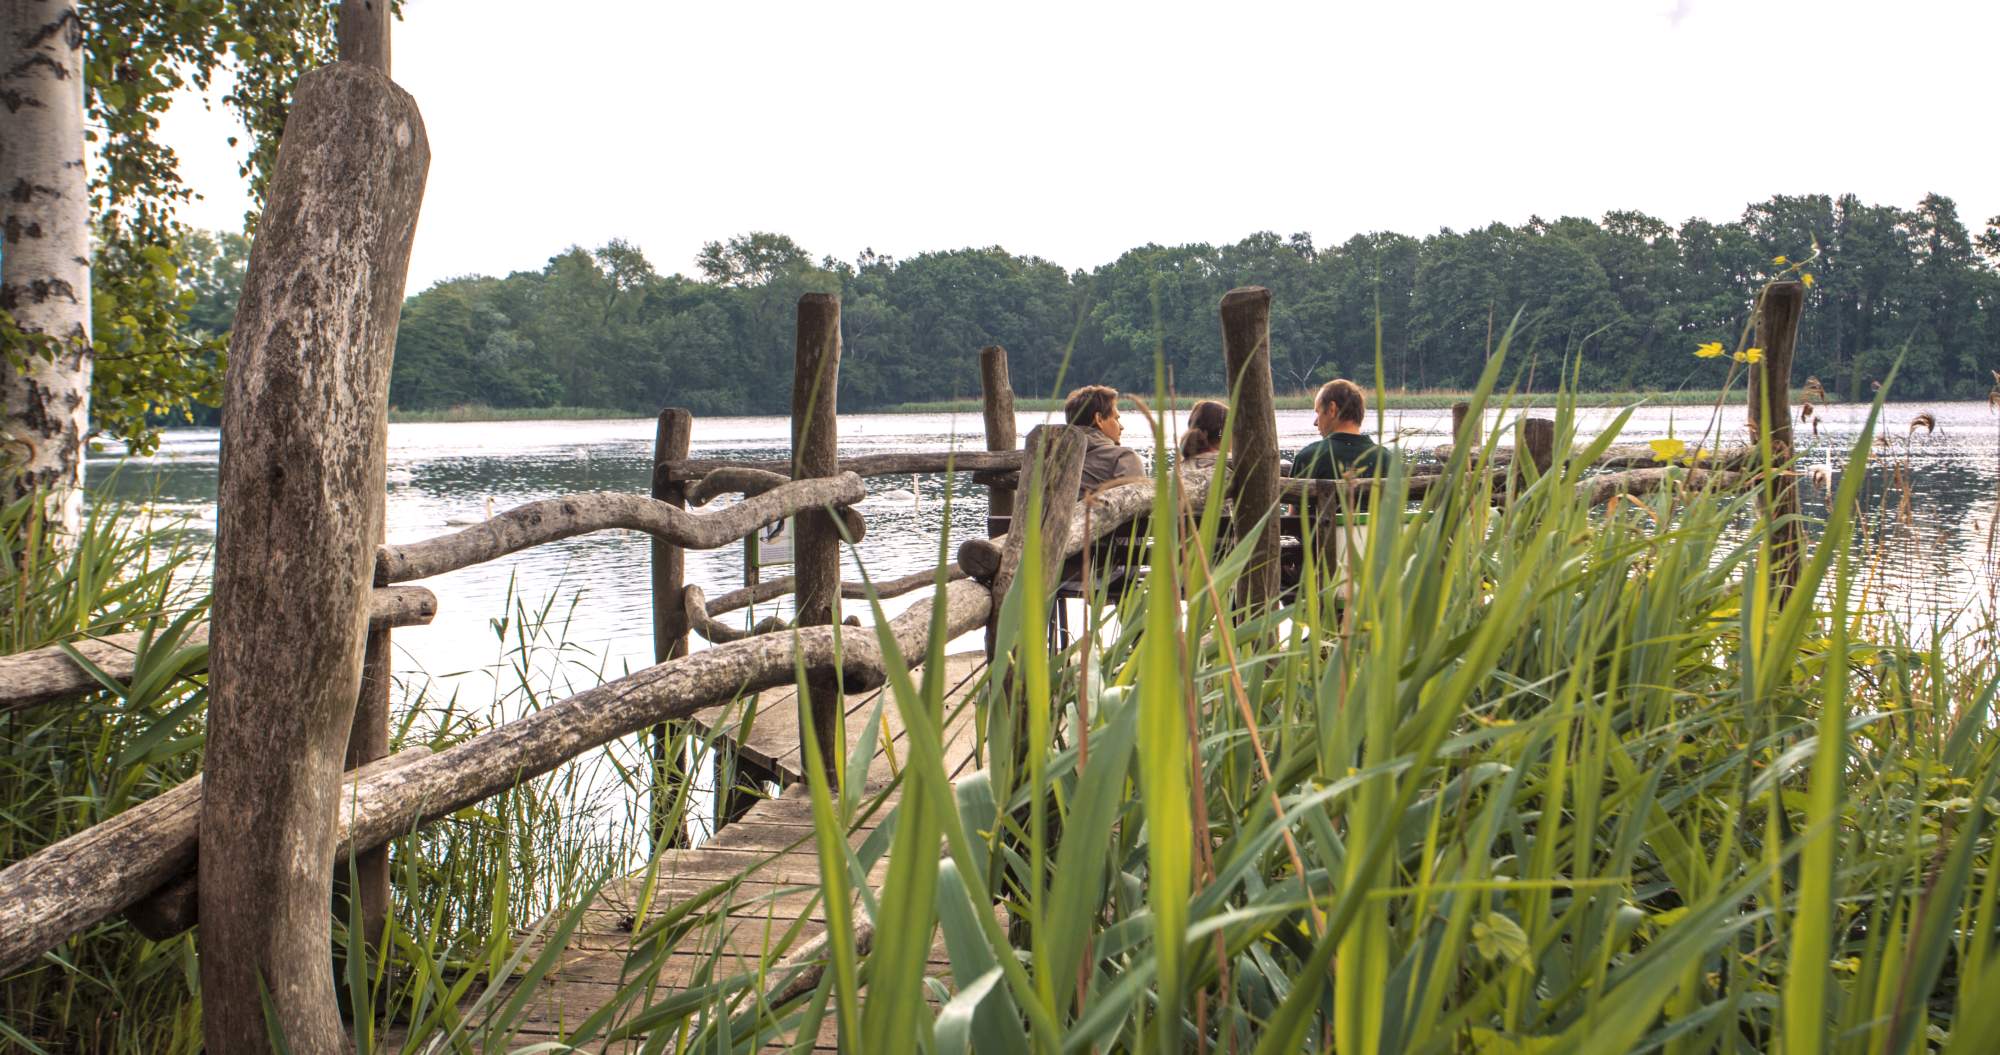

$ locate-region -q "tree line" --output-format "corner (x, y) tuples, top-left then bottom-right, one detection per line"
(378, 193), (1999, 417)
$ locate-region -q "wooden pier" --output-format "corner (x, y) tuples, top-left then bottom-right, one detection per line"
(387, 653), (990, 1052)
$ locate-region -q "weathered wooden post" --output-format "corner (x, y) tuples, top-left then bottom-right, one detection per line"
(340, 625), (392, 947)
(981, 425), (1085, 787)
(1219, 287), (1281, 609)
(650, 408), (693, 846)
(991, 425), (1088, 615)
(792, 293), (844, 789)
(200, 3), (428, 1049)
(1451, 401), (1475, 459)
(1522, 418), (1556, 475)
(980, 345), (1018, 535)
(1751, 281), (1806, 600)
(1514, 417), (1556, 491)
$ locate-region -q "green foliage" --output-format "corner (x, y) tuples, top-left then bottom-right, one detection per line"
(378, 194), (2000, 418)
(0, 4), (342, 455)
(520, 339), (2000, 1053)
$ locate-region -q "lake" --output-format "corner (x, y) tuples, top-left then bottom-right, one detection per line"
(90, 399), (2000, 841)
(95, 401), (2000, 692)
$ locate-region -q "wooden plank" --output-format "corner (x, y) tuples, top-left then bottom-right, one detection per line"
(687, 653), (987, 787)
(437, 654), (993, 1048)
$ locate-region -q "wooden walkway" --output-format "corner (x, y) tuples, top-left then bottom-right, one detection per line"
(426, 651), (991, 1052)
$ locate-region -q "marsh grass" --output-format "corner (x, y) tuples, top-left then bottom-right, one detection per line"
(887, 387), (1808, 416)
(520, 330), (2000, 1054)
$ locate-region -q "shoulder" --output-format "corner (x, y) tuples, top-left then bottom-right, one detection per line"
(1292, 437), (1333, 478)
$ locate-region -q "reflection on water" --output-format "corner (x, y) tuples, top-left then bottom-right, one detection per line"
(92, 400), (2000, 716)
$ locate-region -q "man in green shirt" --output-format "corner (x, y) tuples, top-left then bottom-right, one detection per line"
(1293, 379), (1390, 478)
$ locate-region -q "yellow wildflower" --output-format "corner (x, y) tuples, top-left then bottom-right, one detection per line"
(1735, 347), (1765, 364)
(1695, 341), (1725, 358)
(1773, 255), (1789, 265)
(1649, 438), (1687, 461)
(1802, 273), (1815, 288)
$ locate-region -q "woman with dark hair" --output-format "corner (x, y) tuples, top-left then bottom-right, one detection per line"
(1178, 399), (1228, 468)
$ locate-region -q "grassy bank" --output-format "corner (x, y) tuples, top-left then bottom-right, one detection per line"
(386, 387), (1837, 423)
(387, 404), (649, 423)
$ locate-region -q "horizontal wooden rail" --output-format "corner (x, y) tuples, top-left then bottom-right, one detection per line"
(685, 466), (789, 506)
(0, 578), (993, 968)
(1426, 442), (1764, 472)
(959, 464), (1217, 584)
(125, 747), (435, 939)
(0, 746), (433, 972)
(682, 585), (862, 644)
(374, 473), (865, 585)
(655, 449), (1024, 486)
(0, 586), (437, 714)
(697, 565), (971, 621)
(1583, 467), (1752, 508)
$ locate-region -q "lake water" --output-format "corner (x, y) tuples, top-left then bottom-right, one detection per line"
(92, 400), (2000, 781)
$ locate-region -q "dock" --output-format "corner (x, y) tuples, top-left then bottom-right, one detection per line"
(431, 651), (990, 1052)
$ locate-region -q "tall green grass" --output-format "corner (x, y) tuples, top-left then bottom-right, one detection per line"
(553, 336), (2000, 1054)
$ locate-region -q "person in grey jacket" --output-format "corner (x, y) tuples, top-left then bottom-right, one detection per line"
(1064, 384), (1145, 495)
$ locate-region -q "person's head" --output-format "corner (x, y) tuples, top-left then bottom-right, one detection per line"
(1064, 385), (1123, 443)
(1313, 379), (1367, 437)
(1179, 399), (1228, 459)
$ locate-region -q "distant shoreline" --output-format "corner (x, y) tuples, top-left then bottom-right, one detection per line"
(386, 388), (1835, 424)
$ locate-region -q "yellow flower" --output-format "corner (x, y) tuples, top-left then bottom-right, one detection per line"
(1802, 273), (1815, 288)
(1773, 255), (1789, 265)
(1649, 438), (1687, 461)
(1741, 347), (1765, 364)
(1695, 341), (1725, 358)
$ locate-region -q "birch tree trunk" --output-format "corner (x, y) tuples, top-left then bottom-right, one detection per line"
(0, 1), (91, 532)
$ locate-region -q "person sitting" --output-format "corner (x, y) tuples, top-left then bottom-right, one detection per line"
(1064, 384), (1144, 494)
(1177, 400), (1227, 469)
(1293, 379), (1391, 479)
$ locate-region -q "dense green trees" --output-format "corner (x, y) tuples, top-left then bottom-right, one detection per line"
(364, 193), (1999, 414)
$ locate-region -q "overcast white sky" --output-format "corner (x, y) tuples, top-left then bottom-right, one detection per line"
(159, 0), (1999, 292)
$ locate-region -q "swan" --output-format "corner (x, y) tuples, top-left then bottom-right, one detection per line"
(385, 467), (416, 485)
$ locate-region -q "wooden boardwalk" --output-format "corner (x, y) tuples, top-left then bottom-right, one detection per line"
(424, 651), (991, 1052)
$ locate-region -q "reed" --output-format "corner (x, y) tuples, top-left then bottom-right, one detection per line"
(528, 339), (2000, 1054)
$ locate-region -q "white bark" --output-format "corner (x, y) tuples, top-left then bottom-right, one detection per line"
(0, 2), (91, 531)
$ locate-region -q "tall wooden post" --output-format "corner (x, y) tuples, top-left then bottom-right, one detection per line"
(992, 425), (1088, 615)
(987, 425), (1086, 789)
(1220, 287), (1281, 609)
(340, 625), (392, 948)
(335, 0), (391, 74)
(1451, 401), (1474, 456)
(1514, 417), (1556, 490)
(980, 345), (1018, 536)
(1521, 418), (1555, 474)
(1751, 281), (1805, 601)
(792, 294), (844, 789)
(650, 408), (693, 846)
(200, 29), (428, 1055)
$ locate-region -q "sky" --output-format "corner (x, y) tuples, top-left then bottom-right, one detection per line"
(158, 0), (2000, 293)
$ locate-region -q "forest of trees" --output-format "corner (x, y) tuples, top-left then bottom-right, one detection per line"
(194, 192), (2000, 419)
